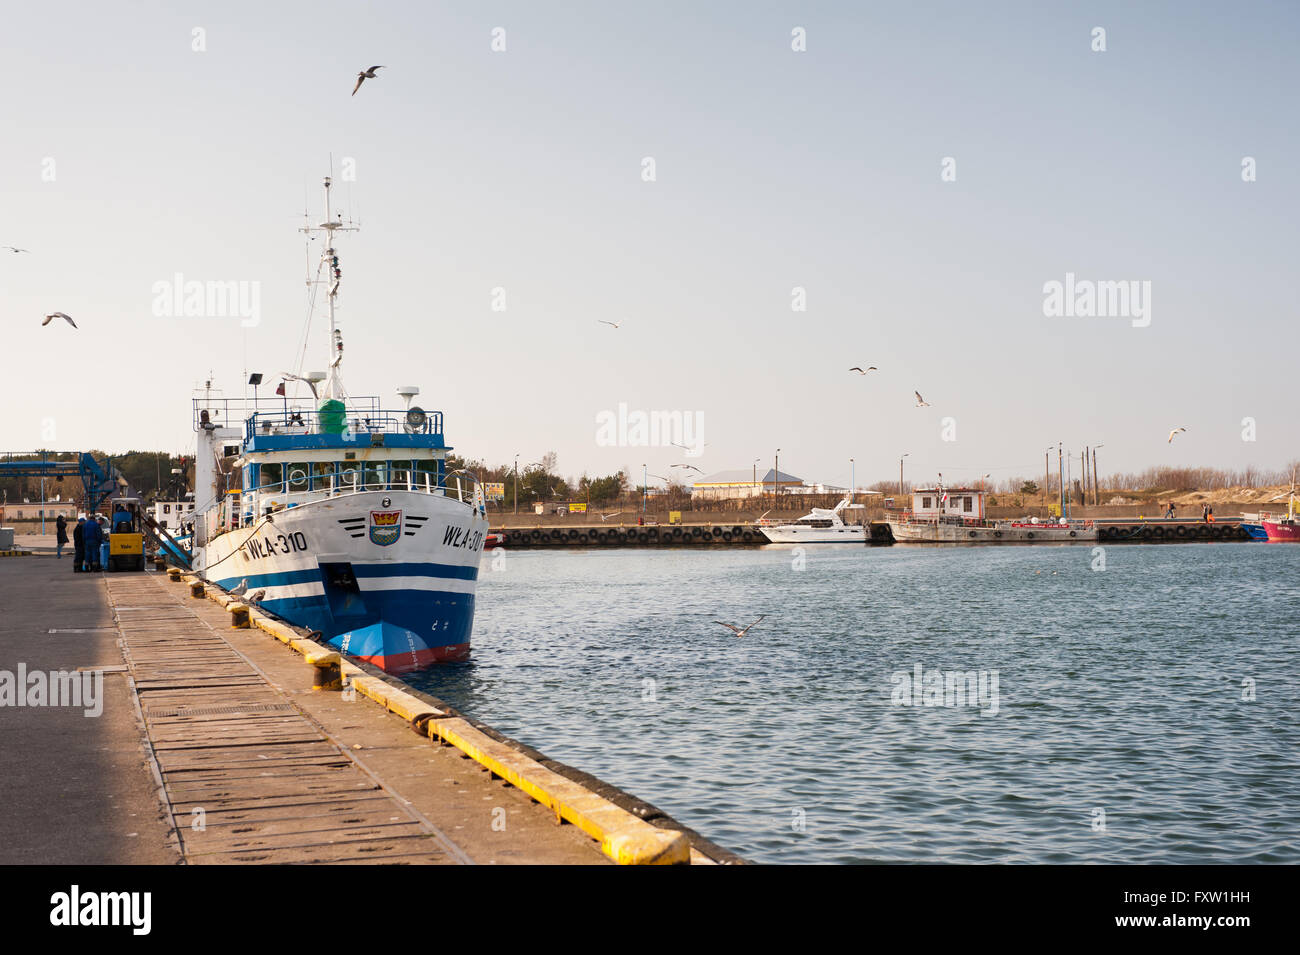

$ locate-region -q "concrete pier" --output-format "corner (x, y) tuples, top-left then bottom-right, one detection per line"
(1, 548), (730, 864)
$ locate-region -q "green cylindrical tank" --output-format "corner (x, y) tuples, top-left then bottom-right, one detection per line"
(317, 399), (347, 434)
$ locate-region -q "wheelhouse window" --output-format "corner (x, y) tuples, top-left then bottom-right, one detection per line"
(390, 460), (413, 491)
(363, 462), (387, 491)
(259, 461), (283, 493)
(312, 461), (336, 492)
(922, 496), (932, 509)
(963, 496), (973, 512)
(286, 464), (309, 493)
(414, 459), (439, 492)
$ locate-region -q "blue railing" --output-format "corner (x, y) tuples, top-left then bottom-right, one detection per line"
(193, 394), (384, 432)
(242, 407), (443, 442)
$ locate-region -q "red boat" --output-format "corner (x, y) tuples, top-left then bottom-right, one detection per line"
(1260, 487), (1300, 541)
(484, 532), (506, 548)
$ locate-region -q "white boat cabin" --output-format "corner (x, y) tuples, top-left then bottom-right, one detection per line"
(910, 487), (987, 522)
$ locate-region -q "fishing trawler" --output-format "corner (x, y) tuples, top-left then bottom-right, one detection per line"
(189, 176), (489, 673)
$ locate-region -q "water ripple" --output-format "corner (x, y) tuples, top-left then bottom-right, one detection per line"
(406, 542), (1300, 863)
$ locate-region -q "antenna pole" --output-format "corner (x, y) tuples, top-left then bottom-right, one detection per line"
(300, 174), (357, 399)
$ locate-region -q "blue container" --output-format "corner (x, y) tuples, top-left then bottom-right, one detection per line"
(100, 541), (110, 567)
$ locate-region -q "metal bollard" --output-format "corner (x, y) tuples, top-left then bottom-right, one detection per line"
(305, 650), (343, 691)
(229, 603), (250, 628)
(168, 568), (183, 582)
(189, 581), (205, 599)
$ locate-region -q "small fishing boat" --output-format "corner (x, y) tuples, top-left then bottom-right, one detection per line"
(886, 485), (1095, 543)
(1258, 486), (1300, 541)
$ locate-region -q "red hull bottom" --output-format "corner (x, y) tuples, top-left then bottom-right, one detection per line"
(1262, 522), (1300, 541)
(359, 642), (471, 673)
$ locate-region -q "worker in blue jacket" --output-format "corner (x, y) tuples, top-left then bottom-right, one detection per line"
(82, 515), (104, 571)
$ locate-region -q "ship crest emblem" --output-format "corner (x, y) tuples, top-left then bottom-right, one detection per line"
(369, 509), (402, 546)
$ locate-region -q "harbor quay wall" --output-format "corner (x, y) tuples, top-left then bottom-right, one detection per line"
(485, 499), (1269, 533)
(493, 518), (1254, 548)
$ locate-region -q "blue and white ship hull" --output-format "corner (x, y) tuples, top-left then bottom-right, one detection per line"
(198, 490), (488, 672)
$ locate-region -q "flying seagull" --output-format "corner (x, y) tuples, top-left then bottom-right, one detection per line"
(42, 312), (77, 328)
(914, 390), (930, 407)
(598, 320), (622, 328)
(670, 440), (709, 453)
(1167, 427), (1186, 443)
(352, 65), (385, 96)
(598, 511), (624, 522)
(3, 246), (30, 253)
(714, 615), (765, 638)
(671, 463), (702, 473)
(849, 366), (877, 374)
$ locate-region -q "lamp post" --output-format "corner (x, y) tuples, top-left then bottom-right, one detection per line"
(1057, 442), (1064, 518)
(849, 457), (855, 504)
(1044, 446), (1053, 514)
(753, 457), (759, 497)
(513, 454), (519, 515)
(899, 453), (909, 496)
(1092, 444), (1103, 506)
(642, 463), (647, 515)
(774, 449), (781, 506)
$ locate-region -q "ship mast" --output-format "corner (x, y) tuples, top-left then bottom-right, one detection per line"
(300, 175), (358, 403)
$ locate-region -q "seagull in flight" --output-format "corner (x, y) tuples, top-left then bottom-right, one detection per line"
(598, 320), (622, 328)
(1167, 427), (1186, 443)
(597, 511), (624, 522)
(3, 246), (30, 253)
(352, 65), (385, 96)
(671, 463), (703, 473)
(849, 366), (877, 374)
(914, 390), (930, 407)
(714, 615), (765, 638)
(42, 312), (77, 328)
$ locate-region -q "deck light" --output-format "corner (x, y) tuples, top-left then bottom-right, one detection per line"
(404, 407), (427, 433)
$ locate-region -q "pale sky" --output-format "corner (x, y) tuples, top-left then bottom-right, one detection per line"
(2, 1), (1296, 490)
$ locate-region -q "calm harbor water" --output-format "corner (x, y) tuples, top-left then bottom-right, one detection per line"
(407, 542), (1300, 864)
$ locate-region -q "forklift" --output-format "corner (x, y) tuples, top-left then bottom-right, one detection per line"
(106, 497), (146, 571)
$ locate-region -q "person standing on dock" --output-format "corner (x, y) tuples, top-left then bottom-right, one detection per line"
(72, 516), (85, 572)
(1208, 506), (1215, 524)
(82, 514), (103, 572)
(1202, 504), (1209, 523)
(55, 514), (68, 558)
